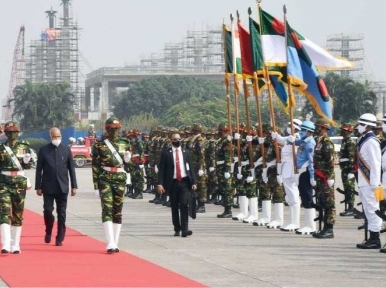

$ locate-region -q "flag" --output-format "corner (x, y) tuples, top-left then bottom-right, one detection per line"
(286, 20), (334, 123)
(223, 25), (233, 75)
(249, 17), (266, 78)
(260, 9), (352, 69)
(231, 22), (242, 76)
(45, 28), (60, 41)
(238, 21), (254, 77)
(270, 74), (289, 111)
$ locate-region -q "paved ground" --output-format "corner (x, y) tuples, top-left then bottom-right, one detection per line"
(2, 167), (386, 287)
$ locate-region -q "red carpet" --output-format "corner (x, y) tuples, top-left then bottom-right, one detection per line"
(0, 209), (205, 287)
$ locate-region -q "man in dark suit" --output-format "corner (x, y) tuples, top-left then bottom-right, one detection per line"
(157, 133), (197, 237)
(35, 127), (77, 246)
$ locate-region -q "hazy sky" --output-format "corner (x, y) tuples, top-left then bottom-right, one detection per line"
(0, 0), (383, 117)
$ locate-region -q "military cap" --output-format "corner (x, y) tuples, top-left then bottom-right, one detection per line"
(315, 118), (331, 130)
(4, 121), (20, 132)
(184, 126), (192, 133)
(105, 117), (121, 129)
(132, 129), (141, 135)
(191, 123), (202, 132)
(341, 123), (354, 132)
(218, 123), (230, 131)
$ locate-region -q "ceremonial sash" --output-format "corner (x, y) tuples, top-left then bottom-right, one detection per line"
(314, 169), (328, 187)
(357, 132), (378, 185)
(104, 139), (123, 165)
(3, 145), (32, 188)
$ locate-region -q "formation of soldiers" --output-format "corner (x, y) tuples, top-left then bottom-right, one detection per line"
(112, 113), (386, 252)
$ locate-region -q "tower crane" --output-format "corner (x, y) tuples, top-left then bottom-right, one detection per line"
(4, 26), (25, 122)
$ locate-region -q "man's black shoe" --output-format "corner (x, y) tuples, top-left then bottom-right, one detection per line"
(217, 212), (232, 218)
(312, 228), (334, 239)
(133, 192), (143, 199)
(380, 244), (386, 253)
(174, 231), (180, 236)
(339, 209), (355, 217)
(356, 231), (381, 249)
(55, 240), (63, 246)
(45, 234), (52, 244)
(354, 213), (364, 219)
(181, 230), (193, 237)
(1, 249), (9, 254)
(107, 248), (115, 253)
(114, 248), (120, 253)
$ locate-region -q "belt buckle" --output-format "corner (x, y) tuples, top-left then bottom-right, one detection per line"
(110, 167), (118, 172)
(10, 171), (18, 176)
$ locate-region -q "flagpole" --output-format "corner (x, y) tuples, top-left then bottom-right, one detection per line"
(257, 0), (281, 165)
(223, 22), (234, 163)
(231, 13), (241, 169)
(283, 5), (298, 175)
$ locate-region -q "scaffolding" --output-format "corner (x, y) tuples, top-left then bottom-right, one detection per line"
(326, 33), (365, 81)
(138, 25), (224, 73)
(24, 0), (83, 112)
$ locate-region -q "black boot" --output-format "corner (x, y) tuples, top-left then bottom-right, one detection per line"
(196, 201), (206, 213)
(133, 191), (143, 199)
(144, 183), (153, 193)
(380, 243), (386, 253)
(149, 193), (160, 203)
(217, 206), (232, 218)
(356, 231), (381, 249)
(339, 204), (355, 217)
(208, 194), (217, 204)
(312, 224), (334, 239)
(125, 185), (134, 198)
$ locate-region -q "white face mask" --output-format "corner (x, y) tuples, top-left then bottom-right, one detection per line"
(52, 139), (61, 147)
(357, 124), (366, 135)
(382, 123), (386, 134)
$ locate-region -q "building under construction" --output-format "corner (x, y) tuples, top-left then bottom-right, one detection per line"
(25, 0), (83, 113)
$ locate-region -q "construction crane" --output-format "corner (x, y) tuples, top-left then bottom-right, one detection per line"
(4, 26), (25, 122)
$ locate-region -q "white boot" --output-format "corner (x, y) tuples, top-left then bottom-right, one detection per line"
(113, 223), (122, 251)
(281, 203), (301, 231)
(253, 200), (271, 226)
(103, 221), (117, 252)
(1, 223), (11, 253)
(243, 197), (258, 223)
(267, 203), (284, 229)
(11, 226), (22, 254)
(232, 196), (248, 221)
(296, 208), (316, 235)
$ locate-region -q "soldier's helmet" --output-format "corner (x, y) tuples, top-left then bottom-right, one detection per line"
(218, 123), (230, 132)
(300, 120), (315, 133)
(4, 121), (21, 132)
(315, 118), (331, 130)
(105, 117), (122, 129)
(191, 123), (202, 133)
(358, 113), (377, 127)
(292, 119), (302, 131)
(261, 123), (271, 133)
(341, 123), (354, 132)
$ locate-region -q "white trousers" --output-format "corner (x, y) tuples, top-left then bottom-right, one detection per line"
(283, 177), (300, 206)
(358, 185), (382, 232)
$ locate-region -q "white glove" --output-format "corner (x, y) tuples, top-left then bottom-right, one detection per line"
(148, 164), (151, 168)
(94, 189), (100, 198)
(327, 179), (334, 187)
(287, 135), (295, 144)
(347, 173), (355, 180)
(258, 137), (265, 144)
(224, 172), (231, 179)
(198, 169), (205, 177)
(234, 133), (240, 140)
(246, 135), (253, 142)
(293, 173), (300, 186)
(23, 153), (31, 164)
(271, 132), (279, 139)
(276, 162), (282, 175)
(262, 167), (268, 183)
(246, 176), (254, 183)
(124, 151), (132, 163)
(276, 175), (283, 185)
(154, 165), (158, 173)
(310, 178), (317, 187)
(209, 167), (215, 172)
(139, 164), (144, 169)
(237, 173), (243, 180)
(227, 135), (232, 141)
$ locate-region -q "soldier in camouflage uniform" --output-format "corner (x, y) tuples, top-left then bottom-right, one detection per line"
(142, 133), (152, 193)
(205, 130), (219, 204)
(190, 124), (207, 213)
(338, 124), (357, 217)
(312, 119), (336, 239)
(130, 129), (145, 199)
(0, 122), (33, 254)
(216, 123), (234, 218)
(148, 128), (161, 204)
(253, 123), (284, 227)
(92, 117), (132, 253)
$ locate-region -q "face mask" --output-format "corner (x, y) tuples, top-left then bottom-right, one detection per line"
(286, 127), (292, 135)
(382, 123), (386, 133)
(357, 124), (366, 135)
(52, 139), (61, 147)
(172, 140), (181, 147)
(299, 130), (307, 139)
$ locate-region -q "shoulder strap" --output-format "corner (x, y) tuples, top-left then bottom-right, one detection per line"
(104, 139), (123, 165)
(4, 145), (23, 171)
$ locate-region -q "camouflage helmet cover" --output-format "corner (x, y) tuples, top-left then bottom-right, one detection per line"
(105, 117), (121, 129)
(4, 121), (21, 132)
(315, 118), (331, 130)
(218, 123), (230, 131)
(191, 123), (202, 132)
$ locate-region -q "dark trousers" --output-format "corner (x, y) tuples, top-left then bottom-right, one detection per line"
(170, 177), (190, 233)
(43, 192), (69, 241)
(299, 170), (313, 209)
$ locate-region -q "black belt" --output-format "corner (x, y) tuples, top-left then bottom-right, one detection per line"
(173, 176), (189, 182)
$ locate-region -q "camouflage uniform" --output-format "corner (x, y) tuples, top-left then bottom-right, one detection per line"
(143, 135), (152, 192)
(205, 134), (219, 202)
(130, 131), (145, 198)
(0, 121), (33, 254)
(339, 129), (356, 215)
(312, 119), (335, 239)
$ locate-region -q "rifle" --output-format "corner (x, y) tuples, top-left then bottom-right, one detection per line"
(313, 192), (324, 232)
(336, 187), (359, 211)
(353, 206), (368, 241)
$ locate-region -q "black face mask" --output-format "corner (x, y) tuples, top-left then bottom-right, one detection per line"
(172, 140), (181, 147)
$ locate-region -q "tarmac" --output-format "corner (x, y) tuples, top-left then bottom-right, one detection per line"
(2, 167), (386, 287)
